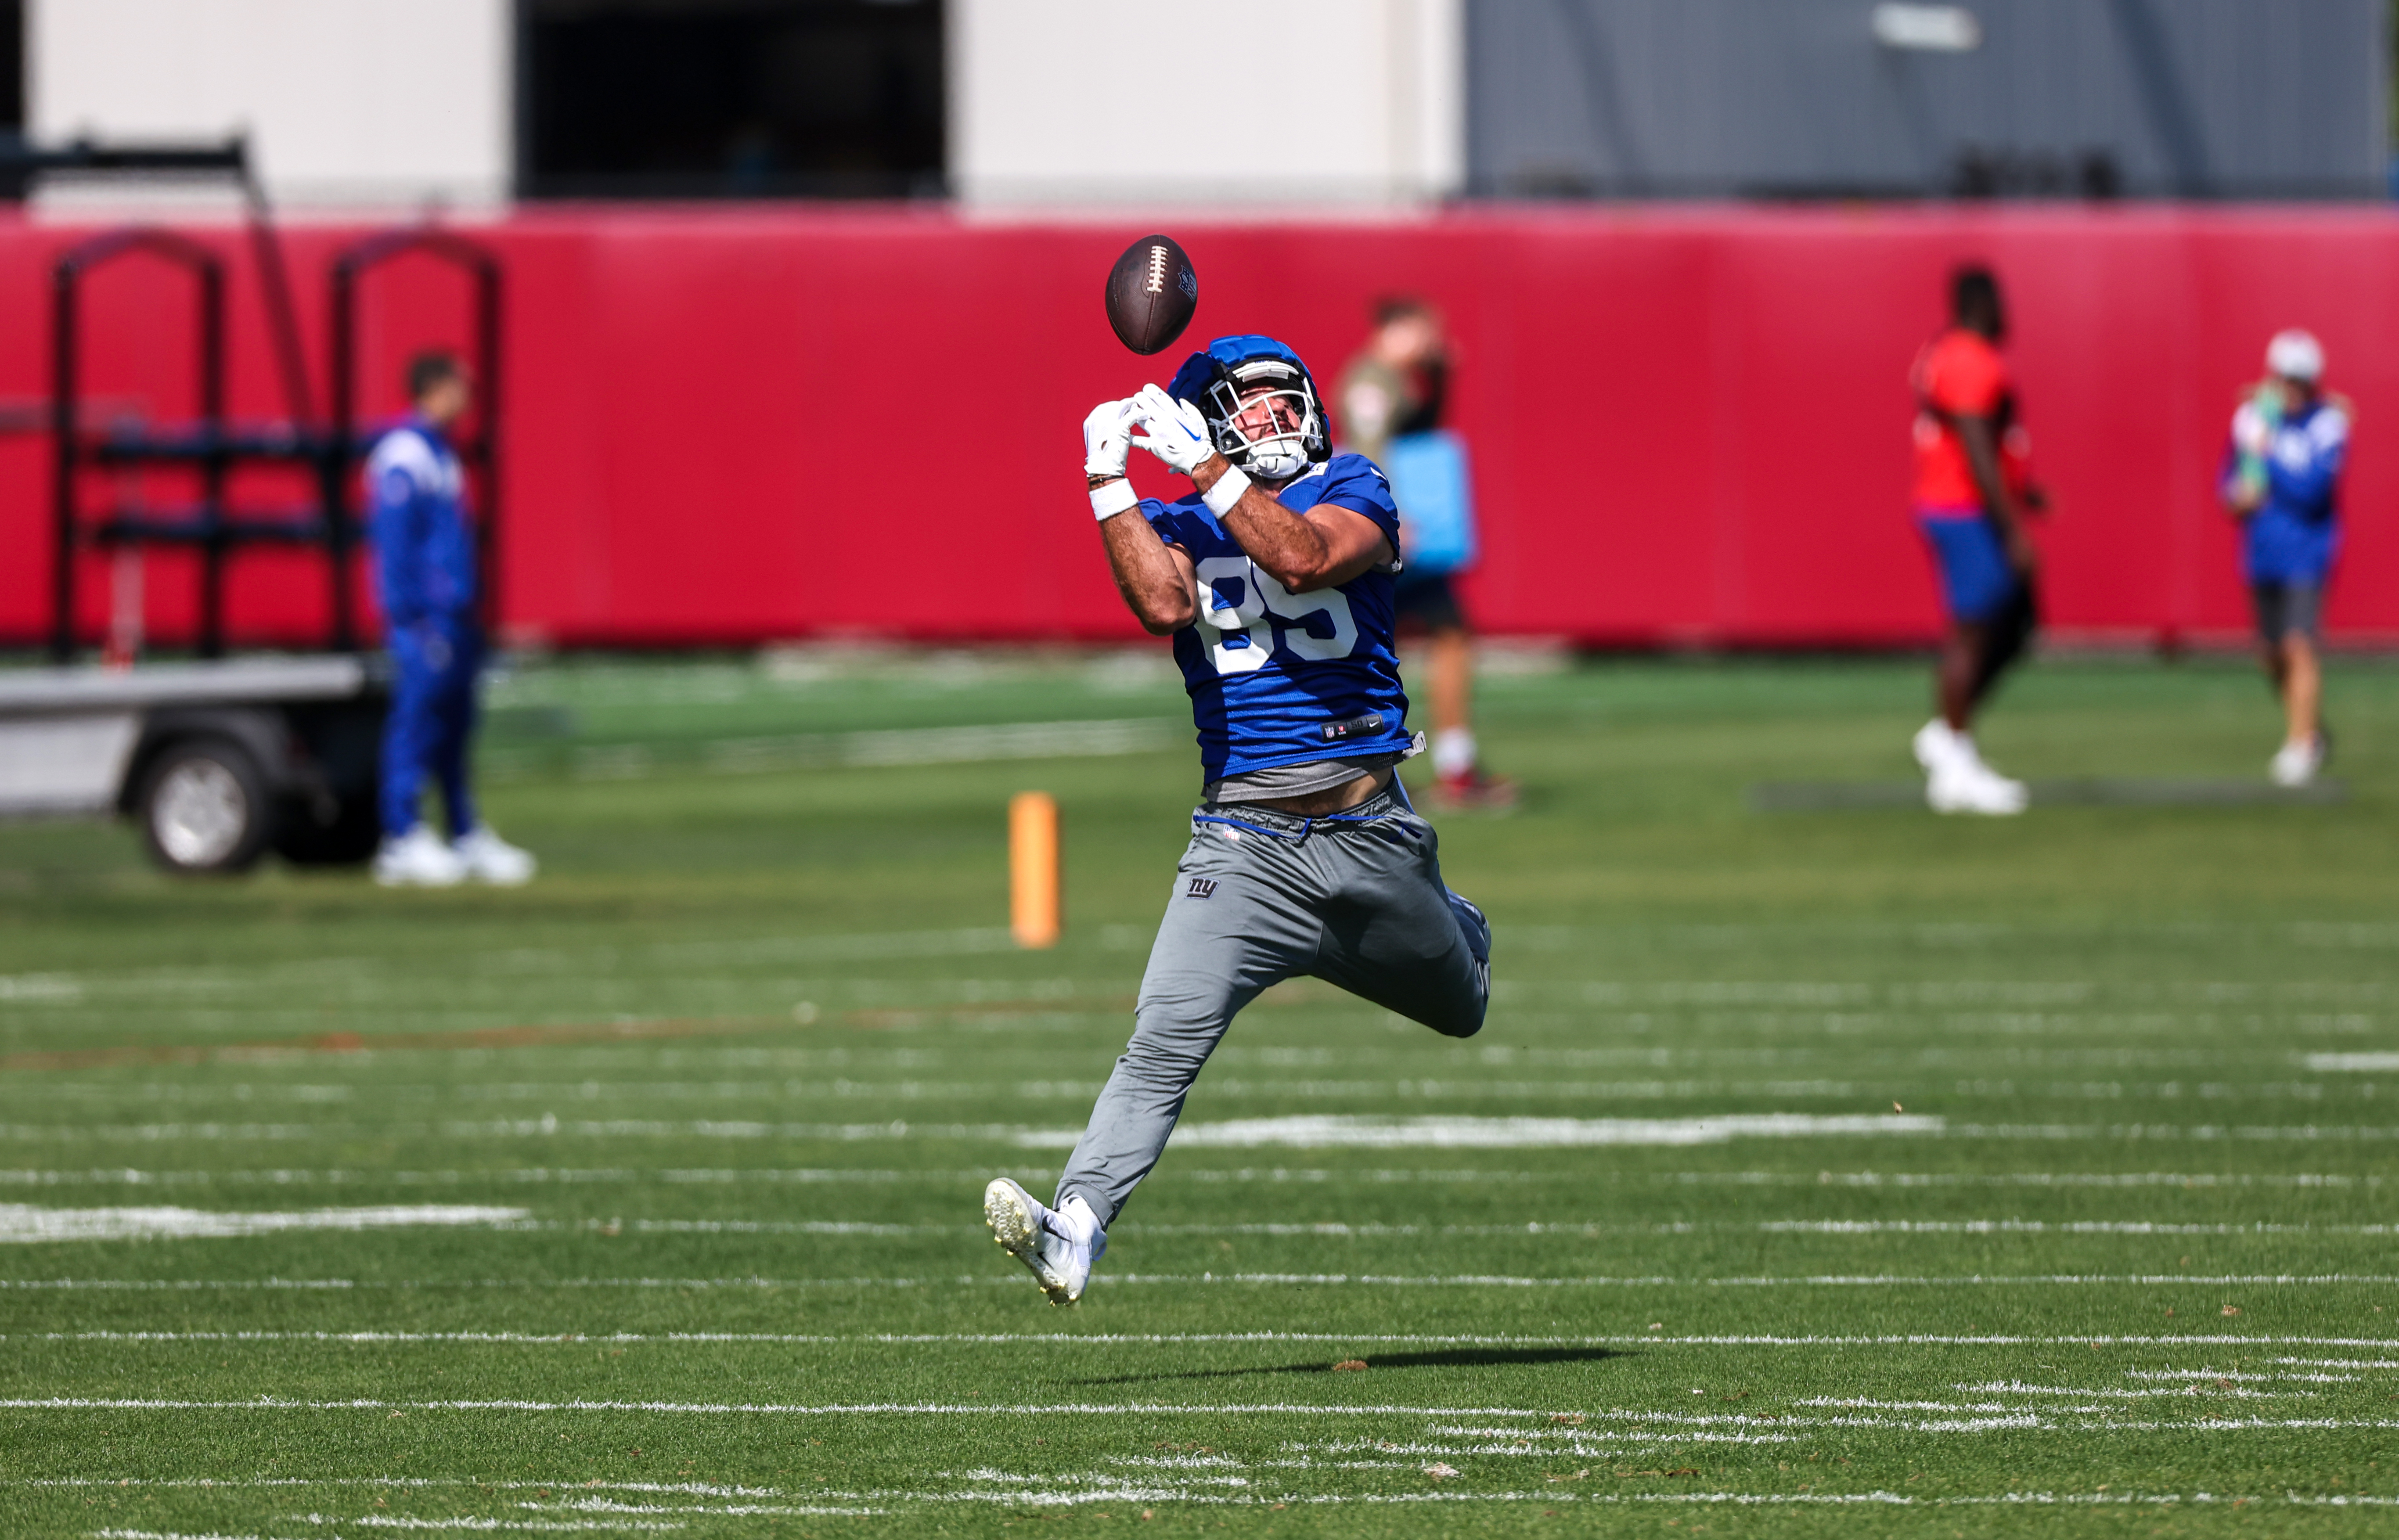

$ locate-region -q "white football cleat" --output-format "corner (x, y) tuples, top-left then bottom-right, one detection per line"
(455, 825), (537, 885)
(1928, 759), (2028, 816)
(984, 1178), (1106, 1306)
(374, 824), (469, 887)
(1912, 718), (1966, 774)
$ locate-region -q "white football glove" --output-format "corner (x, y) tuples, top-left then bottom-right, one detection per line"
(1129, 383), (1218, 476)
(1082, 397), (1137, 480)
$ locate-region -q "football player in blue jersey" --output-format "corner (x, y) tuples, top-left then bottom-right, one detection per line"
(983, 335), (1493, 1304)
(367, 350), (536, 888)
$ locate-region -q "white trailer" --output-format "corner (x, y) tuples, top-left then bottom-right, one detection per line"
(0, 657), (386, 873)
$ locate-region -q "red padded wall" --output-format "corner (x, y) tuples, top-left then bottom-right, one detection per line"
(3, 204), (2395, 650)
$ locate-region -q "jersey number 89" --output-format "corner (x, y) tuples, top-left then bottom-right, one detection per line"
(1194, 556), (1358, 675)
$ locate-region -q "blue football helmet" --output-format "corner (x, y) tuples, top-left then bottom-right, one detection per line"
(1166, 335), (1331, 482)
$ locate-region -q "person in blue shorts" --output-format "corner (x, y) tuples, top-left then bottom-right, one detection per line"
(1907, 266), (2050, 815)
(979, 335), (1492, 1305)
(2220, 329), (2350, 787)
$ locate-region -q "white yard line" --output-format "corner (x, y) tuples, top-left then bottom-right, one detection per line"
(13, 1399), (2399, 1436)
(0, 1169), (1048, 1187)
(0, 1205), (525, 1243)
(12, 1272), (2399, 1291)
(38, 1482), (782, 1496)
(89, 1530), (309, 1540)
(41, 1479), (2398, 1513)
(299, 1521), (689, 1533)
(1757, 1220), (2399, 1235)
(19, 1331), (2399, 1349)
(1013, 1114), (1945, 1149)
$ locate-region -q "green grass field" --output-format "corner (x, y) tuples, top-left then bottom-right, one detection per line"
(3, 648), (2398, 1537)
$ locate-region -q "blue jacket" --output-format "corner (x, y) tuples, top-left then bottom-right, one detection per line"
(368, 417), (478, 628)
(2221, 395), (2348, 583)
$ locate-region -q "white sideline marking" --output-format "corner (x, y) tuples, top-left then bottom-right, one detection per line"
(1957, 1381), (2306, 1400)
(89, 1530), (302, 1540)
(13, 1167), (2388, 1195)
(298, 1519), (688, 1533)
(39, 1482), (781, 1497)
(0, 973), (79, 1002)
(19, 1399), (2399, 1436)
(54, 1488), (2399, 1513)
(12, 1272), (2399, 1292)
(4, 1398), (1577, 1416)
(598, 1215), (2399, 1238)
(306, 1519), (691, 1533)
(0, 1169), (1055, 1188)
(1014, 1114), (1946, 1150)
(25, 1330), (2399, 1349)
(1758, 1219), (2399, 1236)
(2304, 1053), (2399, 1072)
(1763, 1172), (2381, 1189)
(6, 1167), (2385, 1190)
(0, 1204), (526, 1243)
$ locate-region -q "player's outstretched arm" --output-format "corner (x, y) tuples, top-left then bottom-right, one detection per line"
(1127, 385), (1390, 594)
(1100, 513), (1198, 635)
(1197, 462), (1390, 595)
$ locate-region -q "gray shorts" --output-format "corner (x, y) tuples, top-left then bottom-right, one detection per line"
(2253, 580), (2323, 644)
(1055, 784), (1490, 1228)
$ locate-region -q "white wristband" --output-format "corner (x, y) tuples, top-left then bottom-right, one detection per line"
(1200, 464), (1252, 517)
(1090, 479), (1138, 521)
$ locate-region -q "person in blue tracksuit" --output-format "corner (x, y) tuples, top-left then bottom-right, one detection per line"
(368, 350), (534, 887)
(2219, 330), (2350, 788)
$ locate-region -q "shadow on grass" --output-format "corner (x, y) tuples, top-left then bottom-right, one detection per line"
(1058, 1345), (1630, 1385)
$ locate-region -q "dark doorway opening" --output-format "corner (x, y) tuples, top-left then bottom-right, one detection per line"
(0, 0), (23, 137)
(519, 0), (944, 199)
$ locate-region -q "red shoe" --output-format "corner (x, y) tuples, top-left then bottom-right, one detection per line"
(1432, 767), (1519, 811)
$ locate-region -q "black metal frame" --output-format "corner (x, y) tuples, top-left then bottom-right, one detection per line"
(36, 140), (504, 662)
(327, 230), (504, 649)
(50, 229), (227, 661)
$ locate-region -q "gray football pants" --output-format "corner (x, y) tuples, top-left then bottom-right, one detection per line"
(1055, 784), (1490, 1228)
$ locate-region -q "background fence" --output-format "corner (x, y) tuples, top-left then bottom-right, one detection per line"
(4, 204), (2395, 651)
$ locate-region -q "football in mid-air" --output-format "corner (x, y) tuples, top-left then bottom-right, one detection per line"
(1103, 233), (1198, 355)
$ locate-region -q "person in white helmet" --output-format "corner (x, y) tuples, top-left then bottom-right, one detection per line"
(2220, 330), (2351, 787)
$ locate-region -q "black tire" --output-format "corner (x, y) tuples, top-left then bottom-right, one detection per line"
(274, 791), (383, 867)
(136, 738), (274, 874)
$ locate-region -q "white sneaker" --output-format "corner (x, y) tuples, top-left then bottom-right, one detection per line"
(1929, 759), (2028, 816)
(984, 1178), (1106, 1305)
(1912, 718), (1967, 774)
(455, 826), (537, 885)
(2270, 737), (2323, 788)
(373, 825), (468, 887)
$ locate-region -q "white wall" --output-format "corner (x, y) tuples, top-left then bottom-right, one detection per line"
(952, 0), (1463, 208)
(29, 0), (511, 209)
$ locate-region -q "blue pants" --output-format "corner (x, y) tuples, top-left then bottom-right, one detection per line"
(381, 617), (482, 838)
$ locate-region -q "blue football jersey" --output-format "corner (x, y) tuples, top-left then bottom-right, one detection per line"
(1141, 453), (1415, 782)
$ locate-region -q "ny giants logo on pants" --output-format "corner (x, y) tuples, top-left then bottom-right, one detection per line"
(1185, 878), (1218, 900)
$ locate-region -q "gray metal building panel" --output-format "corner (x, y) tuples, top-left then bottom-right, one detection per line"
(1468, 0), (2387, 199)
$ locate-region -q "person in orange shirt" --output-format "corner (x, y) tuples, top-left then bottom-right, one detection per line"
(1906, 266), (2048, 815)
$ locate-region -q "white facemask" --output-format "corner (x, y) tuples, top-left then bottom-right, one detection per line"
(1244, 440), (1309, 481)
